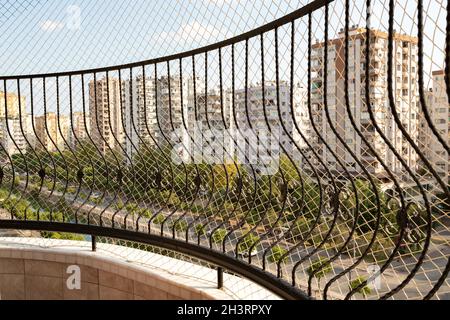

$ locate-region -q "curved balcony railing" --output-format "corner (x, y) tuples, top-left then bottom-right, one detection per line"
(0, 0), (449, 300)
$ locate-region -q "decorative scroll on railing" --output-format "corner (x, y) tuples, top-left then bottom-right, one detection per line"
(0, 0), (448, 300)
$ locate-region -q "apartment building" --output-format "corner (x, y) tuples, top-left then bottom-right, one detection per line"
(232, 81), (308, 157)
(34, 112), (70, 152)
(0, 92), (28, 156)
(122, 76), (157, 161)
(310, 27), (419, 177)
(185, 89), (233, 163)
(419, 70), (449, 183)
(89, 77), (124, 154)
(69, 111), (90, 147)
(25, 113), (36, 149)
(292, 83), (310, 151)
(122, 76), (202, 161)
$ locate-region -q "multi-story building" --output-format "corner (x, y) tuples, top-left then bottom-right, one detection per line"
(0, 92), (28, 156)
(292, 83), (310, 151)
(186, 88), (232, 163)
(0, 119), (28, 156)
(122, 76), (157, 161)
(310, 27), (419, 177)
(69, 111), (90, 147)
(89, 77), (124, 154)
(419, 70), (449, 183)
(35, 112), (70, 152)
(122, 76), (202, 161)
(25, 113), (36, 149)
(231, 81), (308, 168)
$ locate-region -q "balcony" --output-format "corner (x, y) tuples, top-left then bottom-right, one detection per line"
(0, 0), (448, 302)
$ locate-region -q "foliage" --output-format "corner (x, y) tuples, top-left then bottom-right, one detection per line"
(125, 202), (138, 213)
(137, 208), (152, 218)
(212, 228), (227, 244)
(291, 216), (313, 240)
(267, 245), (288, 263)
(41, 231), (84, 241)
(171, 220), (188, 232)
(152, 213), (166, 225)
(237, 233), (259, 254)
(195, 224), (206, 236)
(307, 256), (332, 281)
(349, 276), (371, 298)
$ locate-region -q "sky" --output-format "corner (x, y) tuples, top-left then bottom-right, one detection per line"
(0, 0), (445, 75)
(0, 0), (312, 75)
(0, 0), (446, 115)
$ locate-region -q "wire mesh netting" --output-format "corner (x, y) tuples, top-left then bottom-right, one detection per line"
(0, 0), (449, 300)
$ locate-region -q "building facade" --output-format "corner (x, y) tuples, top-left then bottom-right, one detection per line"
(0, 92), (28, 156)
(35, 112), (70, 152)
(89, 77), (124, 154)
(122, 76), (202, 161)
(69, 111), (90, 148)
(311, 27), (419, 178)
(419, 70), (449, 184)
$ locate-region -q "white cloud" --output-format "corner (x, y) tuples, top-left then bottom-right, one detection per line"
(203, 0), (241, 4)
(39, 20), (65, 32)
(152, 21), (226, 45)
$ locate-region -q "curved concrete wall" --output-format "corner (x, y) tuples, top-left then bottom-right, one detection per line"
(0, 237), (278, 300)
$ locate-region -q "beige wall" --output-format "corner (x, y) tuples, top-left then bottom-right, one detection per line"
(0, 256), (213, 300)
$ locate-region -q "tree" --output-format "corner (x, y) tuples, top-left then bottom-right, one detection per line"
(349, 276), (371, 299)
(237, 233), (259, 254)
(171, 220), (188, 233)
(212, 228), (227, 244)
(267, 245), (288, 263)
(152, 213), (165, 225)
(291, 216), (313, 240)
(307, 256), (332, 292)
(340, 179), (396, 235)
(195, 224), (206, 236)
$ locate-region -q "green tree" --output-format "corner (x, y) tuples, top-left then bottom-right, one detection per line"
(195, 224), (206, 236)
(268, 245), (288, 263)
(349, 276), (371, 299)
(212, 228), (227, 244)
(237, 233), (259, 254)
(152, 213), (166, 225)
(307, 257), (332, 291)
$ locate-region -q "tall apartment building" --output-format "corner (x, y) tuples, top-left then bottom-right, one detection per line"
(232, 81), (308, 164)
(89, 77), (124, 154)
(311, 27), (419, 177)
(0, 119), (27, 156)
(292, 83), (310, 151)
(0, 92), (28, 156)
(35, 112), (70, 152)
(69, 111), (90, 147)
(25, 113), (36, 149)
(419, 70), (449, 183)
(122, 76), (202, 161)
(122, 76), (157, 161)
(186, 89), (232, 163)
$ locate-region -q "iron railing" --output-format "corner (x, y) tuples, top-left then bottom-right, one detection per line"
(0, 0), (449, 300)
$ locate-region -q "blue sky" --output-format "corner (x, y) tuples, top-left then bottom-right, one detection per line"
(0, 0), (446, 116)
(0, 0), (310, 75)
(0, 0), (445, 77)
